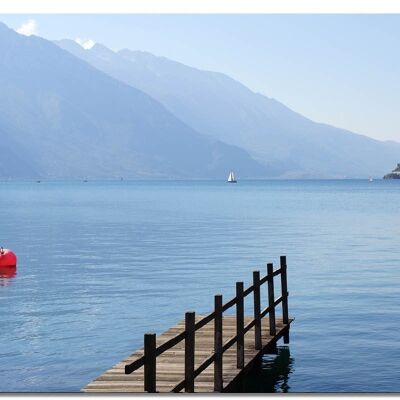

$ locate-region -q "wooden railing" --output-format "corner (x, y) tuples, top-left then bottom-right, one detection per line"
(125, 255), (289, 393)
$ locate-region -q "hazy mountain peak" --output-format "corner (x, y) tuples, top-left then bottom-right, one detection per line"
(0, 22), (268, 179)
(91, 42), (113, 54)
(55, 38), (83, 51)
(119, 48), (154, 57)
(75, 38), (95, 49)
(56, 38), (98, 53)
(56, 35), (400, 178)
(119, 48), (218, 75)
(117, 48), (179, 76)
(2, 20), (399, 179)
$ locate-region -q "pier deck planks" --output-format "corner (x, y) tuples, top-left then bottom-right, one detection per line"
(83, 315), (293, 393)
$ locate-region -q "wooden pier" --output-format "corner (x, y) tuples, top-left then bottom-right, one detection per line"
(83, 256), (293, 393)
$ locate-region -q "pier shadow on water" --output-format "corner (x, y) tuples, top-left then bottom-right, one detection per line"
(236, 346), (294, 393)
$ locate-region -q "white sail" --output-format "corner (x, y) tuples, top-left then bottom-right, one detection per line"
(227, 171), (236, 182)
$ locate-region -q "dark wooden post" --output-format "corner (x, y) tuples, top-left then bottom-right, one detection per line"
(253, 271), (262, 350)
(280, 256), (289, 324)
(236, 282), (244, 369)
(267, 263), (276, 336)
(185, 311), (195, 392)
(280, 256), (290, 343)
(214, 294), (223, 392)
(144, 333), (156, 393)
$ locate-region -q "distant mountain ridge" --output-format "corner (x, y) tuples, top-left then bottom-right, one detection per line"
(56, 38), (400, 178)
(0, 22), (269, 179)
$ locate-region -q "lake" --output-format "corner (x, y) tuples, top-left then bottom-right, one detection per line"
(1, 179), (400, 392)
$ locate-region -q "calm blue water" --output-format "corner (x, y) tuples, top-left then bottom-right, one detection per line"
(1, 180), (400, 392)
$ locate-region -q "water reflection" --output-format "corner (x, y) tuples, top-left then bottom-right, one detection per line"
(0, 266), (17, 287)
(239, 346), (294, 393)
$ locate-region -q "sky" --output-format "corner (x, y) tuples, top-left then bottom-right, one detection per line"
(1, 14), (400, 142)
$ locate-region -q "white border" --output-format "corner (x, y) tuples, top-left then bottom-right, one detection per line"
(1, 0), (400, 14)
(1, 2), (399, 398)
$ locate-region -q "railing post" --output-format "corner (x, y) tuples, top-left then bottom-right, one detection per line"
(253, 271), (262, 350)
(214, 294), (223, 392)
(144, 333), (156, 393)
(267, 263), (276, 336)
(280, 255), (290, 343)
(236, 282), (244, 369)
(185, 311), (195, 392)
(280, 256), (289, 324)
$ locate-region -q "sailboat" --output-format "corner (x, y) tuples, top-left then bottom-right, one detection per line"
(227, 171), (237, 183)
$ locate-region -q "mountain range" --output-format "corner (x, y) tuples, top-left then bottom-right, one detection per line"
(0, 20), (399, 179)
(0, 22), (266, 179)
(57, 39), (400, 179)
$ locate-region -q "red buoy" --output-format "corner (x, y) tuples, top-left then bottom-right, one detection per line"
(0, 248), (17, 268)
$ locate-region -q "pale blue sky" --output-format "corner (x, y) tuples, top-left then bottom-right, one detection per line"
(2, 14), (400, 142)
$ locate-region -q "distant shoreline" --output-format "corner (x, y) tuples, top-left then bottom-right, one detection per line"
(0, 177), (393, 183)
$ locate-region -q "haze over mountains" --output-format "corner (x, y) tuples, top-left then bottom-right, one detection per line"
(0, 22), (266, 179)
(57, 38), (400, 179)
(0, 20), (399, 179)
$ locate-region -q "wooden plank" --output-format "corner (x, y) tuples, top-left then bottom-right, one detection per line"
(83, 316), (293, 393)
(83, 259), (293, 394)
(156, 331), (186, 356)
